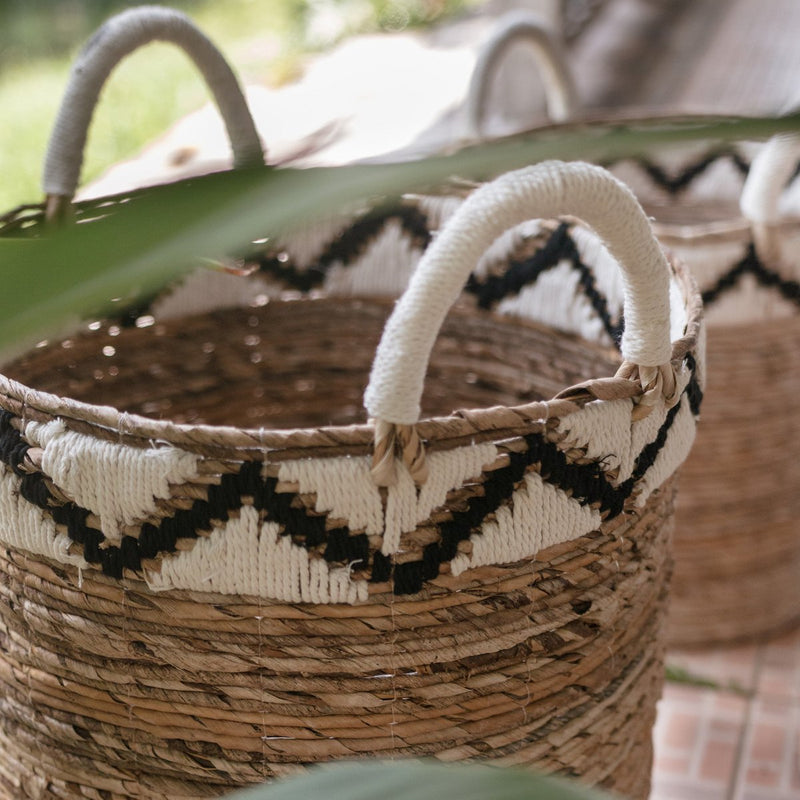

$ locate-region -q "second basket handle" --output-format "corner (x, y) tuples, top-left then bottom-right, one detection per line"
(464, 11), (578, 141)
(43, 5), (264, 219)
(365, 161), (676, 485)
(739, 130), (800, 263)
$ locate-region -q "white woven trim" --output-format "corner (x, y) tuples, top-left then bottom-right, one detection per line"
(555, 366), (691, 485)
(496, 259), (615, 347)
(450, 470), (601, 577)
(409, 193), (464, 233)
(43, 5), (262, 198)
(570, 225), (625, 313)
(490, 225), (685, 348)
(472, 219), (545, 278)
(25, 419), (200, 540)
(278, 455), (383, 536)
(740, 133), (800, 225)
(555, 398), (633, 483)
(383, 442), (498, 556)
(365, 162), (674, 425)
(151, 215), (425, 321)
(464, 10), (577, 139)
(322, 219), (424, 297)
(151, 268), (275, 322)
(608, 143), (757, 208)
(274, 215), (357, 270)
(705, 273), (799, 324)
(634, 393), (696, 507)
(0, 469), (88, 569)
(148, 505), (367, 603)
(664, 235), (800, 325)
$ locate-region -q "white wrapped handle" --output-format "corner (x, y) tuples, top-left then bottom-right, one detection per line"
(739, 130), (800, 263)
(464, 11), (578, 140)
(365, 161), (673, 429)
(43, 5), (264, 207)
(740, 133), (800, 225)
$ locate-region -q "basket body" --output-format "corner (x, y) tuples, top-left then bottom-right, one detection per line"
(0, 207), (702, 798)
(669, 316), (800, 644)
(0, 485), (674, 799)
(608, 141), (799, 645)
(657, 224), (800, 645)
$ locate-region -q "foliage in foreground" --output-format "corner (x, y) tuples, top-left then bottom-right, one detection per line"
(1, 112), (799, 360)
(226, 760), (611, 800)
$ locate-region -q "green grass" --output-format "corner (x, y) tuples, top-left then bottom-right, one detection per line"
(665, 664), (750, 697)
(0, 0), (473, 210)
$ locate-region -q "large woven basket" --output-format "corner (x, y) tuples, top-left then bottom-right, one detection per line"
(0, 9), (705, 800)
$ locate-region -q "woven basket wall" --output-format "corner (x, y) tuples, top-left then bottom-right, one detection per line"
(608, 144), (800, 646)
(0, 164), (703, 798)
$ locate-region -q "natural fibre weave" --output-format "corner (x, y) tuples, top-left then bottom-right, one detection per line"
(0, 162), (703, 798)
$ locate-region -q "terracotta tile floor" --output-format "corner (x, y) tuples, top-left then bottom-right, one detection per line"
(652, 627), (800, 800)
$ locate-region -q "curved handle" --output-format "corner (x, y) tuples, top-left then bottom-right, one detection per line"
(739, 132), (800, 225)
(43, 5), (264, 218)
(464, 11), (578, 140)
(365, 162), (675, 483)
(739, 130), (800, 263)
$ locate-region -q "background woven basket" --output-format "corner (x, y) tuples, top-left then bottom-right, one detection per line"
(463, 16), (799, 647)
(607, 138), (800, 647)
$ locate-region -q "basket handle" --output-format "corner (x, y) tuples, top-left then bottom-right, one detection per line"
(739, 131), (800, 262)
(464, 11), (578, 140)
(43, 5), (264, 221)
(364, 161), (676, 486)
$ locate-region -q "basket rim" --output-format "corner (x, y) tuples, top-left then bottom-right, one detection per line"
(0, 253), (701, 461)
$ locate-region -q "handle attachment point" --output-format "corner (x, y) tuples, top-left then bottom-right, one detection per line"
(371, 420), (428, 488)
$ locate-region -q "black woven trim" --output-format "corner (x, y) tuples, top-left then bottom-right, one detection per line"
(0, 411), (30, 477)
(620, 149), (749, 195)
(255, 202), (432, 291)
(702, 242), (800, 308)
(683, 354), (704, 416)
(464, 222), (624, 346)
(0, 450), (372, 579)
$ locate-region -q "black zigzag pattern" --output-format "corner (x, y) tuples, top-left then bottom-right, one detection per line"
(252, 219), (628, 344)
(464, 221), (624, 345)
(620, 148), (750, 195)
(702, 242), (800, 308)
(395, 399), (684, 595)
(0, 358), (697, 595)
(254, 201), (432, 291)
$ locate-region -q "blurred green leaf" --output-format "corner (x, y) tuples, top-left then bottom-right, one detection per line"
(225, 761), (611, 800)
(2, 111), (800, 359)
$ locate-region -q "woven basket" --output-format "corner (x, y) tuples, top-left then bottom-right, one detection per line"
(0, 9), (705, 799)
(644, 134), (800, 646)
(519, 134), (800, 647)
(0, 74), (705, 800)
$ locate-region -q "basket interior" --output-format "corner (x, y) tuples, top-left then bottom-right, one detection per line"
(4, 297), (620, 429)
